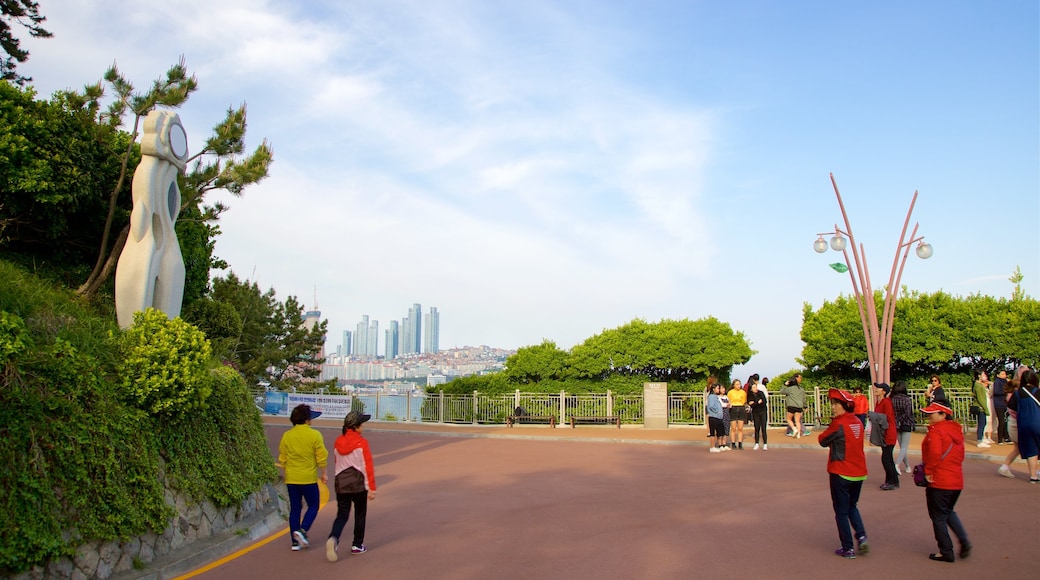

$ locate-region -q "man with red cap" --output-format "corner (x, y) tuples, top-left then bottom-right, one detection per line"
(920, 400), (971, 562)
(818, 388), (869, 559)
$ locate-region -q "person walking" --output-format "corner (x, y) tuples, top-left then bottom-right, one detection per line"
(818, 388), (869, 559)
(891, 381), (915, 474)
(971, 370), (992, 449)
(728, 379), (747, 449)
(781, 373), (807, 439)
(748, 378), (769, 450)
(326, 410), (379, 561)
(998, 378), (1023, 478)
(992, 370), (1010, 444)
(1008, 368), (1040, 483)
(920, 400), (971, 562)
(871, 383), (899, 490)
(278, 404), (328, 551)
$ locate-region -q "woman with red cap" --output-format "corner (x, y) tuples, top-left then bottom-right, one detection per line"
(921, 400), (971, 562)
(818, 388), (869, 559)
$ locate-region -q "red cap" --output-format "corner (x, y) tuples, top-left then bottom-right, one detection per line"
(922, 401), (953, 416)
(827, 388), (854, 403)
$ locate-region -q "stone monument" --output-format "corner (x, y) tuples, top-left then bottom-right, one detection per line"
(115, 110), (189, 329)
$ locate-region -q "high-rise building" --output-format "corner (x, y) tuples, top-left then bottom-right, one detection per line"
(385, 320), (399, 360)
(367, 320), (379, 358)
(342, 330), (352, 358)
(407, 303), (422, 354)
(354, 315), (369, 358)
(424, 306), (440, 354)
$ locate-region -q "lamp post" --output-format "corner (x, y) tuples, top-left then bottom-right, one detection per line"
(813, 173), (932, 388)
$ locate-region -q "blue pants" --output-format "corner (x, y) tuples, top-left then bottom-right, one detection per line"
(829, 473), (867, 551)
(287, 483), (320, 543)
(975, 408), (988, 442)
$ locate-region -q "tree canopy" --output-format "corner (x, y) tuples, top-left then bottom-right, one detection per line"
(442, 317), (755, 394)
(0, 0), (50, 84)
(800, 287), (1039, 379)
(183, 272), (332, 392)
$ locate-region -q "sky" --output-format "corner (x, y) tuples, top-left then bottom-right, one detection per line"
(20, 0), (1039, 379)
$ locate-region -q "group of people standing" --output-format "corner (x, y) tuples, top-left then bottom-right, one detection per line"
(277, 404), (379, 562)
(705, 374), (770, 451)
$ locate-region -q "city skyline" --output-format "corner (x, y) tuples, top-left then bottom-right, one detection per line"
(336, 303), (441, 360)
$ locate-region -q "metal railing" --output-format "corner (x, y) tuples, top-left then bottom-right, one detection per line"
(254, 387), (982, 430)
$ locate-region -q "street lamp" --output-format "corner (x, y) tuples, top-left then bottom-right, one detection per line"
(813, 173), (932, 388)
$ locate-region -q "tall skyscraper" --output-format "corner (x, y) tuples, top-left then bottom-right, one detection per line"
(424, 306), (440, 354)
(367, 320), (379, 358)
(342, 330), (352, 358)
(385, 320), (399, 360)
(407, 303), (422, 354)
(354, 315), (369, 358)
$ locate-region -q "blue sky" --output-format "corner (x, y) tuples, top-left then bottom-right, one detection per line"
(22, 1), (1039, 378)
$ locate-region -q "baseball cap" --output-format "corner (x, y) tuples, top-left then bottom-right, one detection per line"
(343, 410), (371, 429)
(922, 401), (953, 416)
(827, 388), (854, 403)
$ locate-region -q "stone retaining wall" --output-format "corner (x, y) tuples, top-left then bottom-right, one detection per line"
(13, 483), (282, 580)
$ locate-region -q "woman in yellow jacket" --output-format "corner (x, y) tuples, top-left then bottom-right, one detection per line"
(728, 380), (748, 450)
(278, 404), (328, 551)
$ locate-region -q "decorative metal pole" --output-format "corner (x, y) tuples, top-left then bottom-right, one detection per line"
(814, 173), (932, 389)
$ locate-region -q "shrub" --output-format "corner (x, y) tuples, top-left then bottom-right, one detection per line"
(117, 308), (212, 415)
(155, 366), (278, 507)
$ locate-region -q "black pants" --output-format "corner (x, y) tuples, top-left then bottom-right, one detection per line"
(926, 487), (968, 559)
(881, 444), (898, 486)
(994, 404), (1009, 443)
(752, 409), (768, 444)
(329, 491), (368, 548)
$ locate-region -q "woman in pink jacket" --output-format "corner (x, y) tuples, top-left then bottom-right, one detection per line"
(326, 411), (379, 562)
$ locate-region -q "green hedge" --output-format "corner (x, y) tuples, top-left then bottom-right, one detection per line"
(0, 261), (277, 575)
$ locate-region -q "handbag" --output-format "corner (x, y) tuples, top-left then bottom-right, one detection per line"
(913, 442), (953, 488)
(334, 466), (366, 494)
(969, 405), (980, 416)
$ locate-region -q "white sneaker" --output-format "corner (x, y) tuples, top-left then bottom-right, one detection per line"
(721, 445), (731, 451)
(752, 444), (760, 450)
(977, 442), (991, 448)
(326, 538), (338, 562)
(762, 444), (768, 450)
(710, 447), (721, 453)
(293, 530), (310, 548)
(998, 464), (1014, 479)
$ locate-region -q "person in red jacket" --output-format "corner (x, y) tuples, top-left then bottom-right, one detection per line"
(818, 388), (870, 559)
(873, 383), (899, 490)
(326, 411), (379, 562)
(921, 401), (971, 563)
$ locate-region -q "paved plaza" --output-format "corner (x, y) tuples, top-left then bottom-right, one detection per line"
(177, 420), (1037, 579)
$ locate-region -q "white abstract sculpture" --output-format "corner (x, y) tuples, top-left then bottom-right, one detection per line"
(115, 110), (189, 329)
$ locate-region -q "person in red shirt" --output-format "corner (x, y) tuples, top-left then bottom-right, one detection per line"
(852, 387), (869, 425)
(873, 383), (899, 489)
(921, 401), (971, 563)
(818, 388), (869, 559)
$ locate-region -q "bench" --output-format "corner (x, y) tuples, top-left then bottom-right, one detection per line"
(505, 415), (556, 428)
(568, 416), (621, 428)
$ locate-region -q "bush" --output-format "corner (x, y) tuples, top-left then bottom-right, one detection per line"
(156, 366), (278, 506)
(117, 308), (212, 415)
